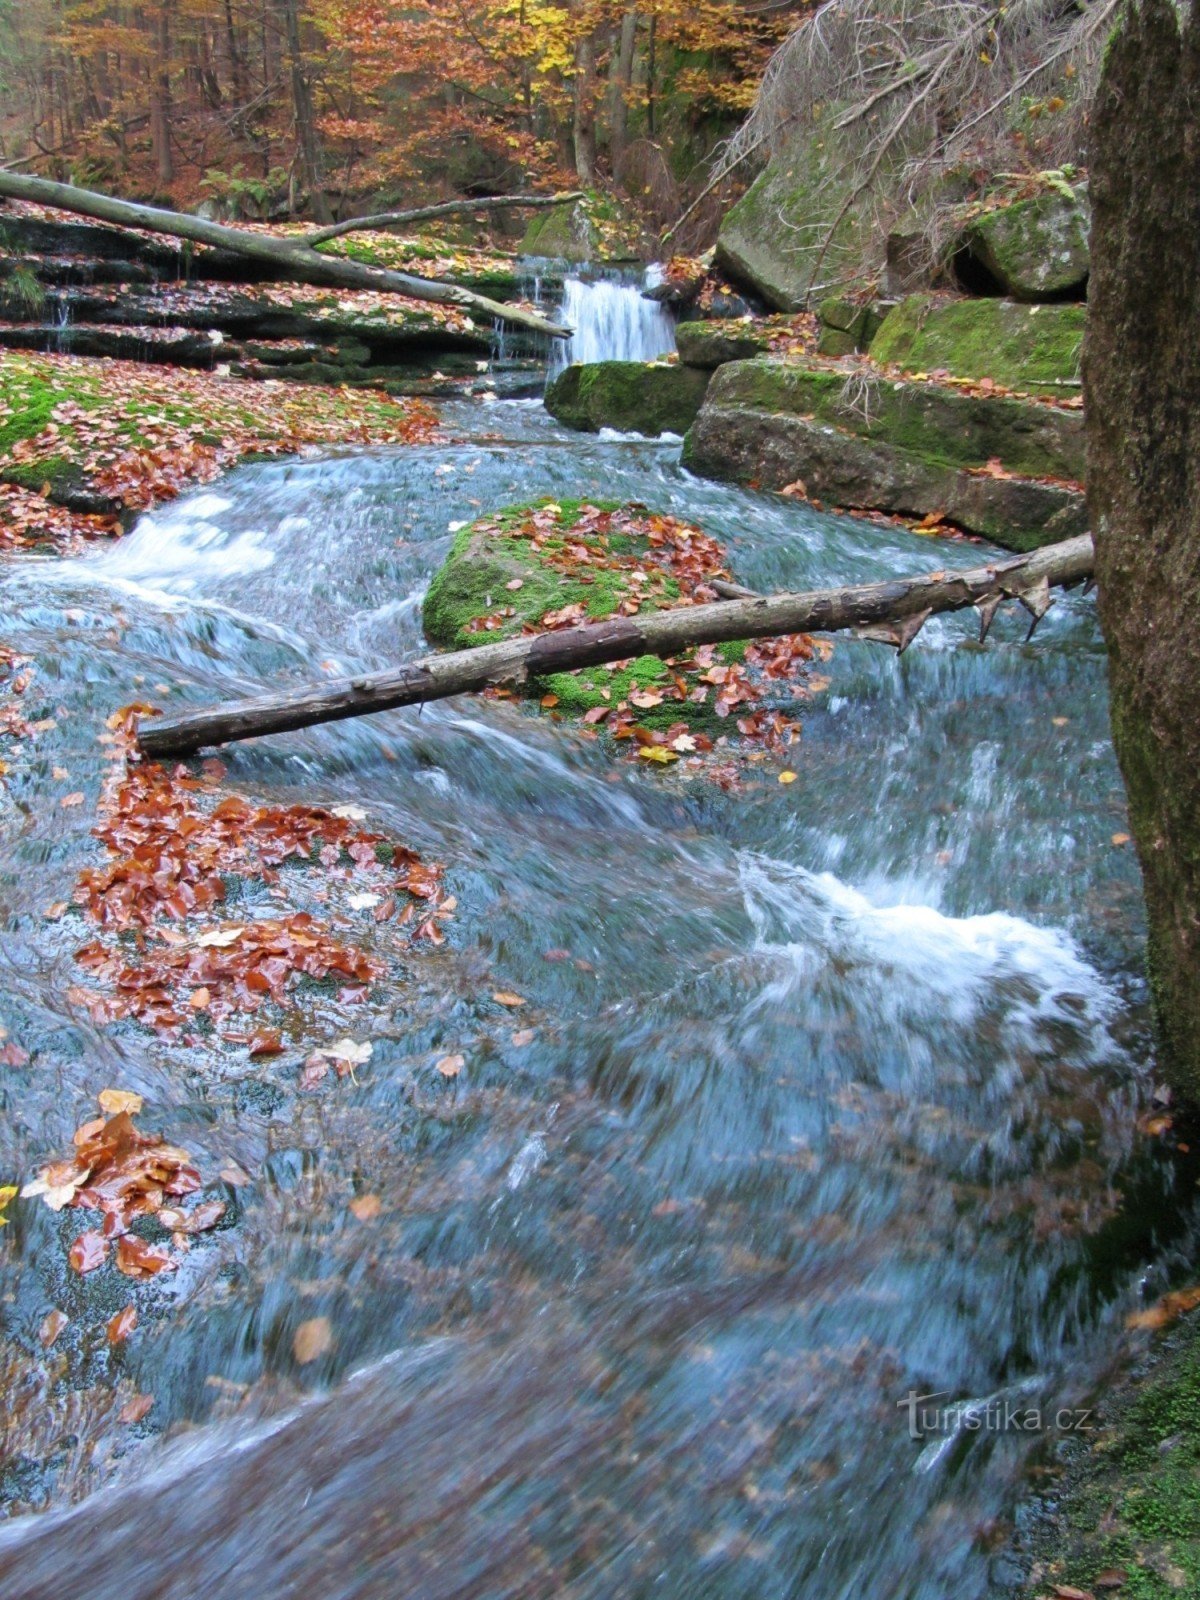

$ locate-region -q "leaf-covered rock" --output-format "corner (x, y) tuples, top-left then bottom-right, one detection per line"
(961, 183), (1090, 302)
(869, 292), (1085, 396)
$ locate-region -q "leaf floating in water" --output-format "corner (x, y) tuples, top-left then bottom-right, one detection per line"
(68, 1230), (109, 1274)
(348, 1195), (382, 1221)
(116, 1235), (178, 1280)
(1111, 832), (1131, 846)
(98, 1088), (144, 1116)
(492, 992), (526, 1008)
(107, 1305), (138, 1345)
(158, 1199), (226, 1234)
(0, 1183), (16, 1226)
(435, 1053), (465, 1078)
(247, 1030), (283, 1057)
(196, 926), (244, 948)
(511, 1029), (535, 1048)
(117, 1393), (154, 1425)
(39, 1309), (68, 1347)
(293, 1316), (333, 1364)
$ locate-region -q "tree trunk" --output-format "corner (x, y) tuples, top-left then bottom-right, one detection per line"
(136, 535), (1094, 759)
(151, 1), (174, 190)
(280, 0), (332, 223)
(1087, 0), (1200, 1100)
(303, 191), (584, 247)
(610, 10), (638, 180)
(573, 33), (596, 184)
(0, 171), (570, 339)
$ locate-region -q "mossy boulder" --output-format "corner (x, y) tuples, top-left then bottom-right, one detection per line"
(715, 114), (874, 310)
(962, 184), (1090, 302)
(816, 296), (893, 357)
(544, 360), (710, 436)
(682, 356), (1087, 551)
(520, 202), (596, 262)
(869, 293), (1085, 396)
(422, 499), (758, 733)
(675, 321), (768, 369)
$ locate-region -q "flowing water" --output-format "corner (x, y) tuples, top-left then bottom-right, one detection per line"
(546, 269), (676, 379)
(0, 399), (1191, 1599)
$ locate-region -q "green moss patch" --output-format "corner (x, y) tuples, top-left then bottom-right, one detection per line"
(423, 498), (820, 754)
(869, 293), (1085, 397)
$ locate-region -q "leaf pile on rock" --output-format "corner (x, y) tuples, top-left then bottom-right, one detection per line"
(21, 1092), (224, 1280)
(424, 498), (830, 758)
(0, 350), (440, 548)
(67, 706), (450, 1037)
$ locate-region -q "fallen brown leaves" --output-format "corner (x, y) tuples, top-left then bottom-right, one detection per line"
(471, 501), (831, 760)
(22, 1096), (222, 1286)
(68, 705), (450, 1037)
(0, 350), (440, 552)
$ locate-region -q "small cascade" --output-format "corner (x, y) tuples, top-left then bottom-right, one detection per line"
(45, 289), (73, 353)
(547, 267), (675, 380)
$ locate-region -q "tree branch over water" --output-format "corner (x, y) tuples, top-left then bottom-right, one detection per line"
(138, 534), (1094, 759)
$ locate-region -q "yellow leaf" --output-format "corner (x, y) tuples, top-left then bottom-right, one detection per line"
(98, 1088), (144, 1116)
(1111, 832), (1131, 846)
(638, 745), (678, 765)
(778, 770), (798, 784)
(492, 991), (526, 1008)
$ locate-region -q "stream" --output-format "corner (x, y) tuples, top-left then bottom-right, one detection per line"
(0, 395), (1192, 1598)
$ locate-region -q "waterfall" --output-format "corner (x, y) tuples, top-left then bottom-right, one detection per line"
(547, 268), (675, 380)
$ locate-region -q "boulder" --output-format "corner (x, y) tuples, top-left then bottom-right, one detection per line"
(675, 321), (768, 369)
(816, 296), (892, 357)
(681, 356), (1087, 551)
(869, 293), (1085, 396)
(544, 360), (710, 436)
(714, 116), (872, 310)
(520, 202), (596, 263)
(959, 184), (1090, 301)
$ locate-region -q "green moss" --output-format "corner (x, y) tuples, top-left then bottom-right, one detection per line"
(1022, 1316), (1200, 1597)
(869, 293), (1085, 396)
(964, 185), (1090, 301)
(544, 361), (710, 436)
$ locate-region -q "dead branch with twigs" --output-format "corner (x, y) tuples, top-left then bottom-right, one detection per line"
(702, 0), (1119, 293)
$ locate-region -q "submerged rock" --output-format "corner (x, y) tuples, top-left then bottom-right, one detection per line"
(683, 356), (1086, 551)
(870, 293), (1085, 396)
(544, 360), (710, 436)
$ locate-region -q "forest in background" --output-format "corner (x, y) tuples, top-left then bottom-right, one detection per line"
(0, 0), (806, 242)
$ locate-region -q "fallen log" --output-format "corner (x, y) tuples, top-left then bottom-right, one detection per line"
(0, 172), (569, 340)
(302, 191), (584, 247)
(137, 535), (1094, 760)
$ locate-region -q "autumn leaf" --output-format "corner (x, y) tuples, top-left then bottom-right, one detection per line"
(435, 1053), (465, 1077)
(247, 1030), (283, 1057)
(1127, 1284), (1200, 1331)
(349, 1194), (382, 1221)
(116, 1234), (178, 1279)
(293, 1315), (333, 1364)
(158, 1199), (226, 1234)
(492, 991), (526, 1008)
(0, 1184), (16, 1226)
(69, 1230), (109, 1273)
(118, 1392), (154, 1425)
(98, 1088), (144, 1116)
(107, 1305), (138, 1344)
(778, 770), (798, 784)
(39, 1309), (68, 1347)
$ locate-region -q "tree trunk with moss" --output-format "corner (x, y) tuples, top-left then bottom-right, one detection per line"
(1087, 0), (1200, 1098)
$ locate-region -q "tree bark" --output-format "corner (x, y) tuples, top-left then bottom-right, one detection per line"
(0, 171), (570, 338)
(303, 191), (585, 247)
(137, 535), (1094, 759)
(573, 34), (597, 183)
(610, 10), (638, 179)
(151, 1), (174, 190)
(1087, 0), (1200, 1100)
(280, 0), (332, 223)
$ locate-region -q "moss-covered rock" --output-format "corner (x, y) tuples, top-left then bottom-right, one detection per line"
(520, 201), (596, 262)
(1021, 1312), (1200, 1598)
(675, 321), (768, 369)
(962, 184), (1090, 302)
(869, 292), (1085, 396)
(544, 360), (710, 436)
(421, 499), (787, 736)
(714, 113), (876, 310)
(682, 356), (1087, 551)
(816, 295), (893, 357)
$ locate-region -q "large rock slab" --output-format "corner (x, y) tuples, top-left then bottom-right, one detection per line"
(869, 293), (1085, 396)
(681, 357), (1087, 551)
(674, 320), (769, 369)
(714, 118), (872, 310)
(544, 360), (710, 436)
(960, 185), (1090, 301)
